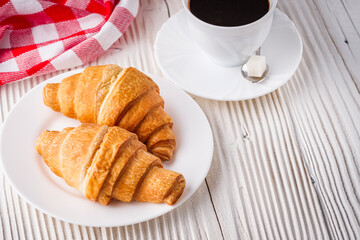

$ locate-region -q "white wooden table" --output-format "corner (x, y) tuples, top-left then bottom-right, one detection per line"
(1, 0), (359, 239)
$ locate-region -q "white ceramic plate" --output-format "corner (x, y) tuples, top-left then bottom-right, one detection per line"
(0, 69), (213, 227)
(154, 9), (303, 101)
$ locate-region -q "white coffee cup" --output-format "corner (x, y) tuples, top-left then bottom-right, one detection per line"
(182, 0), (278, 67)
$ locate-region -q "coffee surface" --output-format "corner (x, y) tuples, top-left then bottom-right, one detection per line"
(189, 0), (269, 27)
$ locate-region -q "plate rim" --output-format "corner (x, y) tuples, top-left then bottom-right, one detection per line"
(154, 9), (303, 101)
(0, 68), (214, 227)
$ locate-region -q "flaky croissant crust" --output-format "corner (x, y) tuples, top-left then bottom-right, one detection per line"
(43, 65), (175, 161)
(36, 124), (185, 206)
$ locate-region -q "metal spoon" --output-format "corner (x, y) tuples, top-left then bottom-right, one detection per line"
(241, 48), (269, 83)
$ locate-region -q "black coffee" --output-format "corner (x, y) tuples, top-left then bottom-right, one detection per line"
(189, 0), (269, 27)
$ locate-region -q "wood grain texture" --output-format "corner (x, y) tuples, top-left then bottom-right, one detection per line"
(0, 0), (359, 239)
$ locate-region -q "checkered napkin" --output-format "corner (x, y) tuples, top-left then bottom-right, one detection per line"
(0, 0), (138, 85)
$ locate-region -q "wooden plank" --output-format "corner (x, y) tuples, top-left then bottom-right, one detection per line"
(279, 0), (360, 238)
(196, 95), (331, 239)
(309, 0), (360, 90)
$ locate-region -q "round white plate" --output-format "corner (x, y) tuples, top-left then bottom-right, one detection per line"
(0, 69), (213, 227)
(154, 9), (303, 101)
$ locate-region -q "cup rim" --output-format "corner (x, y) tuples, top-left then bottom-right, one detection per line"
(182, 0), (278, 29)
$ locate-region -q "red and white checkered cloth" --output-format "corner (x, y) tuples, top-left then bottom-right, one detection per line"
(0, 0), (138, 85)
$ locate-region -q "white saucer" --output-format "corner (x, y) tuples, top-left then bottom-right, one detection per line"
(154, 9), (303, 101)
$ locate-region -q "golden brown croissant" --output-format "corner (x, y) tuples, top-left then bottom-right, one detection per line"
(35, 123), (185, 206)
(43, 65), (175, 161)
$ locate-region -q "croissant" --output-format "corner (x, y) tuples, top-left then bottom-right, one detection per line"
(43, 65), (175, 161)
(35, 123), (185, 205)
